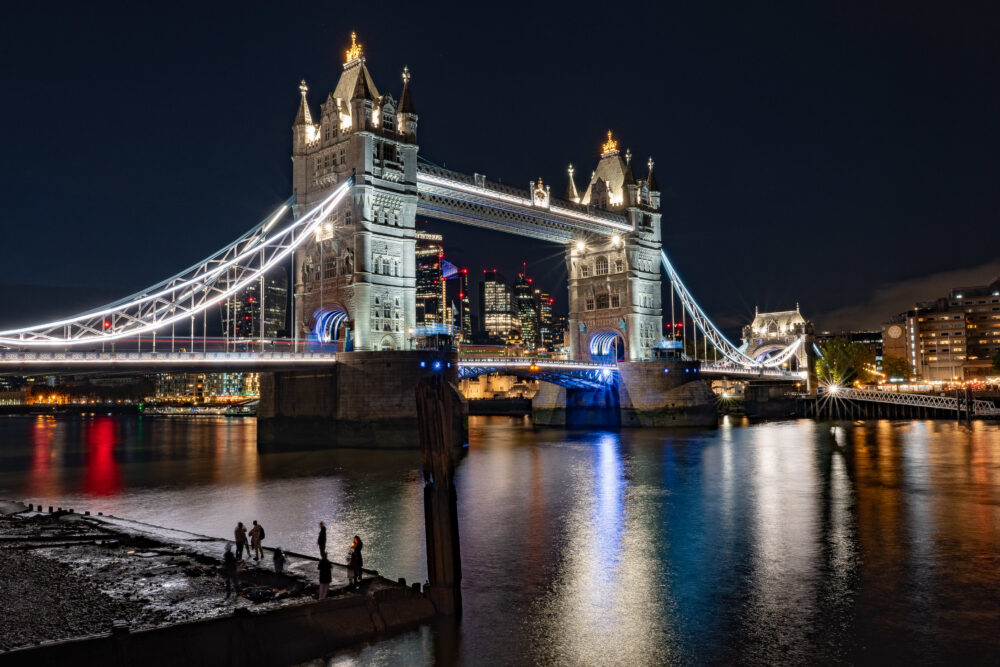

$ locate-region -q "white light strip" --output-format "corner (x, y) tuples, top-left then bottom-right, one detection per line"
(1, 356), (338, 365)
(0, 182), (350, 345)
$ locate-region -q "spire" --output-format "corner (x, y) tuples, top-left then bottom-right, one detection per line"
(646, 156), (659, 192)
(398, 65), (416, 114)
(566, 164), (580, 202)
(352, 66), (378, 102)
(622, 149), (636, 186)
(295, 79), (313, 125)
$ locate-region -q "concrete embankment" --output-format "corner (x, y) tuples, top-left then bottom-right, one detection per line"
(0, 501), (437, 666)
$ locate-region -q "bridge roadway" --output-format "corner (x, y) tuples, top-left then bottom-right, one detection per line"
(0, 351), (338, 375)
(0, 350), (809, 382)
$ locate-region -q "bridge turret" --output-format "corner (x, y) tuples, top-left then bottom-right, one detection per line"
(645, 157), (660, 209)
(292, 79), (318, 204)
(565, 164), (580, 203)
(397, 66), (418, 140)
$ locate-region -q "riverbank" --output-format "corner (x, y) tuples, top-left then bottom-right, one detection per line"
(0, 500), (436, 665)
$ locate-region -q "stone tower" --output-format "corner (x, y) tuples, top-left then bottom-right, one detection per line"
(566, 132), (663, 361)
(291, 33), (419, 351)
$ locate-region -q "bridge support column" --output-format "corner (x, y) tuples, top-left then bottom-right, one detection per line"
(257, 351), (467, 451)
(531, 360), (716, 427)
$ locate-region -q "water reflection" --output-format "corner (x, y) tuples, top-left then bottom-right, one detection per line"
(1, 415), (999, 664)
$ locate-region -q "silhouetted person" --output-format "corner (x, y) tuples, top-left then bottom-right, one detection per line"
(317, 521), (327, 559)
(234, 522), (248, 561)
(249, 520), (264, 561)
(318, 556), (332, 600)
(349, 535), (363, 587)
(222, 543), (239, 599)
(273, 547), (286, 575)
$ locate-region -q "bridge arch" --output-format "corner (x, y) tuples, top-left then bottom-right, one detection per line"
(589, 329), (626, 363)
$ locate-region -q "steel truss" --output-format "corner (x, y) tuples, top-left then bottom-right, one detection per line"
(0, 181), (352, 346)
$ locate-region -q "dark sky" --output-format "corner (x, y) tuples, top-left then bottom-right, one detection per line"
(2, 1), (998, 333)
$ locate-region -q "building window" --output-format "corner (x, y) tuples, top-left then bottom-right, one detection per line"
(324, 257), (336, 278)
(614, 259), (624, 273)
(595, 257), (609, 276)
(581, 264), (591, 278)
(382, 258), (391, 275)
(596, 293), (610, 309)
(585, 298), (595, 311)
(611, 294), (620, 308)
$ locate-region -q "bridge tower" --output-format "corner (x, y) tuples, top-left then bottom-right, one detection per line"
(566, 133), (663, 361)
(291, 33), (419, 351)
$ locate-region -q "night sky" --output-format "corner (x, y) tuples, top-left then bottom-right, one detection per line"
(1, 1), (998, 334)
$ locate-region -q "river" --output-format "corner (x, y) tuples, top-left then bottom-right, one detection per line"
(0, 414), (998, 665)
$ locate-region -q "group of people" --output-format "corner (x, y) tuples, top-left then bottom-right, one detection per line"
(219, 519), (364, 600)
(316, 521), (364, 599)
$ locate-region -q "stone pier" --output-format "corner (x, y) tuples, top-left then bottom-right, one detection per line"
(532, 360), (717, 428)
(257, 351), (467, 451)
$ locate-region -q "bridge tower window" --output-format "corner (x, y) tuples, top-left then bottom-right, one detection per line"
(581, 264), (591, 278)
(595, 256), (609, 276)
(324, 257), (337, 279)
(585, 298), (595, 311)
(614, 259), (624, 273)
(611, 294), (620, 308)
(596, 293), (610, 309)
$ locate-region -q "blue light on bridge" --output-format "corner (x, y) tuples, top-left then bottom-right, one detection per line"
(419, 361), (426, 368)
(432, 360), (443, 371)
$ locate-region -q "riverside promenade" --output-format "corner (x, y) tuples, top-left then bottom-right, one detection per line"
(0, 500), (436, 666)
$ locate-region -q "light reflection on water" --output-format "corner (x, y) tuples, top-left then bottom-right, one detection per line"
(1, 414), (999, 664)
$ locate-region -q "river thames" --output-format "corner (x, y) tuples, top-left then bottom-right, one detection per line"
(1, 414), (998, 665)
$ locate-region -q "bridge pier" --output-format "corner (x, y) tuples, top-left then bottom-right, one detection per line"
(257, 351), (467, 451)
(531, 360), (716, 427)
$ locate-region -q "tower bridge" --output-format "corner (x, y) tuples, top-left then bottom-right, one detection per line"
(0, 33), (815, 444)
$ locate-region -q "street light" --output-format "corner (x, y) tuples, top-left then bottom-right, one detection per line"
(574, 241), (586, 253)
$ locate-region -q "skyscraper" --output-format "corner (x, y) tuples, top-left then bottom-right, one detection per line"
(415, 232), (445, 326)
(537, 290), (555, 351)
(513, 271), (539, 350)
(223, 268), (288, 340)
(479, 270), (514, 344)
(458, 268), (471, 342)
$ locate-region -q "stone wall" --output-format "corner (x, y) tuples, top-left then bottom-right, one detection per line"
(258, 350), (466, 450)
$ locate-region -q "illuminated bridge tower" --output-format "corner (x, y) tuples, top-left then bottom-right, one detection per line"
(566, 132), (663, 361)
(291, 33), (418, 351)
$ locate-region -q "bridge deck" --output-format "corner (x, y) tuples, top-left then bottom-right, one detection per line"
(0, 351), (338, 375)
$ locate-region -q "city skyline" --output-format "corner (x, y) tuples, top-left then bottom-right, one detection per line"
(2, 2), (998, 335)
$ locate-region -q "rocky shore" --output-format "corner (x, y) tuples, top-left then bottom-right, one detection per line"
(0, 500), (434, 664)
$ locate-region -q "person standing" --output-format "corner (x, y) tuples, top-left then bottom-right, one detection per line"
(222, 543), (239, 599)
(249, 520), (264, 561)
(317, 556), (332, 600)
(317, 521), (327, 559)
(348, 535), (363, 587)
(234, 522), (248, 561)
(273, 547), (286, 575)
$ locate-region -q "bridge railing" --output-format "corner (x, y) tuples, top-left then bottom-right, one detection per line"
(800, 386), (1000, 416)
(457, 356), (615, 370)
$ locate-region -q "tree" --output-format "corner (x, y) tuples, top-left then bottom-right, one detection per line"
(815, 337), (875, 385)
(881, 354), (911, 382)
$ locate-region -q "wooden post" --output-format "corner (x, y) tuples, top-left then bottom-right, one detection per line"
(416, 374), (463, 616)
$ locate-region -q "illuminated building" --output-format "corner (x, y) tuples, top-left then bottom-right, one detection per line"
(458, 268), (471, 342)
(741, 306), (813, 370)
(154, 372), (260, 403)
(479, 270), (515, 344)
(292, 33), (419, 351)
(566, 133), (662, 361)
(883, 278), (1000, 381)
(537, 290), (555, 350)
(514, 270), (539, 350)
(415, 232), (445, 326)
(223, 268), (288, 340)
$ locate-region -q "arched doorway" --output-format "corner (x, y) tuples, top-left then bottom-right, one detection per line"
(589, 330), (626, 362)
(311, 306), (349, 350)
